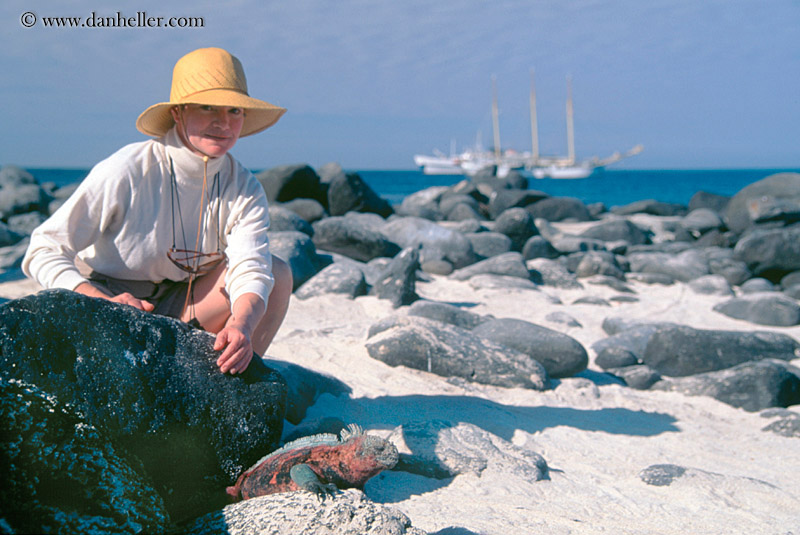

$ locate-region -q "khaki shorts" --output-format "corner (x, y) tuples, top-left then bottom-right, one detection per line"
(77, 260), (189, 319)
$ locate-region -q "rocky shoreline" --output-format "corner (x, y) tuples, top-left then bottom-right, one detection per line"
(258, 164), (800, 409)
(1, 163), (800, 534)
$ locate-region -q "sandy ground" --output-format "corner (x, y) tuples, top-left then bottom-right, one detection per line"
(266, 275), (800, 535)
(3, 223), (799, 534)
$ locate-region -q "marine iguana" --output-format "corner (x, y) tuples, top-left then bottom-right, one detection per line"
(226, 424), (399, 500)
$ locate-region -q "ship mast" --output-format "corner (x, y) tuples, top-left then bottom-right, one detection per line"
(491, 75), (501, 160)
(529, 69), (539, 163)
(566, 75), (575, 165)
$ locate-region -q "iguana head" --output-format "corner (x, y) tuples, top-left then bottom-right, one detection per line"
(354, 434), (399, 470)
(338, 423), (397, 468)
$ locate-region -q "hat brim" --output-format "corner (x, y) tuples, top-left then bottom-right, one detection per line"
(136, 88), (286, 138)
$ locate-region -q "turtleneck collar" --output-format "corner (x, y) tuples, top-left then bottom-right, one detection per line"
(163, 126), (229, 184)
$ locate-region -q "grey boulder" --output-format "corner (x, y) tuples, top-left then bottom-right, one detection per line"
(370, 247), (421, 308)
(688, 274), (734, 296)
(527, 258), (583, 289)
(387, 420), (548, 481)
(268, 205), (314, 236)
(295, 261), (367, 300)
(405, 300), (488, 330)
(611, 199), (687, 217)
(681, 208), (724, 236)
(492, 207), (538, 251)
(526, 196), (592, 222)
(269, 230), (324, 290)
(579, 218), (651, 245)
(733, 224), (800, 278)
(712, 292), (800, 326)
(451, 252), (530, 281)
(381, 216), (477, 269)
(466, 231), (513, 258)
(366, 316), (549, 390)
(0, 221), (24, 248)
(471, 317), (588, 378)
(642, 324), (800, 377)
(651, 360), (800, 411)
(724, 172), (800, 233)
(626, 249), (710, 282)
(327, 171), (393, 218)
(313, 214), (401, 262)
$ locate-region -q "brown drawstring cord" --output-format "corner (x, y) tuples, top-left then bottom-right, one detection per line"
(180, 154), (210, 322)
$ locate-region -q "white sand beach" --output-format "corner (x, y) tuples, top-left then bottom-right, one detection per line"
(273, 276), (800, 534)
(2, 216), (799, 534)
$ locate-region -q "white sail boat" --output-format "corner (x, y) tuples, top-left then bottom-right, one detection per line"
(414, 73), (642, 178)
(413, 139), (463, 175)
(414, 77), (525, 178)
(413, 134), (505, 176)
(527, 72), (642, 179)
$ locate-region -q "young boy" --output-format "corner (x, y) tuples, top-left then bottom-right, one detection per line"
(24, 47), (291, 375)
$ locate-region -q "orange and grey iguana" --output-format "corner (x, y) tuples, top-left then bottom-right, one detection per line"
(226, 424), (399, 500)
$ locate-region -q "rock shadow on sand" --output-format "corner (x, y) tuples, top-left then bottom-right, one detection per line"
(313, 393), (680, 441)
(307, 392), (680, 502)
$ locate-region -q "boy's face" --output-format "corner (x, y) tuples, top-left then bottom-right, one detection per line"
(172, 104), (245, 158)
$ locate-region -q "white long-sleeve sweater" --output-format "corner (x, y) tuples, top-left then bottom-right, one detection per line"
(23, 127), (274, 313)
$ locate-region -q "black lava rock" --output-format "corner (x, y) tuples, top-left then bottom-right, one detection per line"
(0, 290), (287, 521)
(0, 378), (171, 534)
(256, 164), (327, 207)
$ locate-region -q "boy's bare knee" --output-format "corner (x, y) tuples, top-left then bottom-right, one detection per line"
(272, 257), (293, 294)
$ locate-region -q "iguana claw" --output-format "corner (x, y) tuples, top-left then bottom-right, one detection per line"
(308, 482), (338, 502)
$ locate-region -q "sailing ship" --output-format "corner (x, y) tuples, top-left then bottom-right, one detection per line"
(413, 77), (525, 178)
(412, 141), (524, 178)
(413, 73), (642, 178)
(526, 72), (642, 179)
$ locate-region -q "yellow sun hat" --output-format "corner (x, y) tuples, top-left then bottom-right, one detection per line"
(136, 47), (286, 138)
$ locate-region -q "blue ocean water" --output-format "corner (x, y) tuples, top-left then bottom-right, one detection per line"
(357, 168), (800, 208)
(27, 167), (800, 209)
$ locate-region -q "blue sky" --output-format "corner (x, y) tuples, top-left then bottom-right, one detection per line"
(2, 0), (798, 170)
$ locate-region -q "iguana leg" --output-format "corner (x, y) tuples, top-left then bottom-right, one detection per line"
(290, 464), (338, 500)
